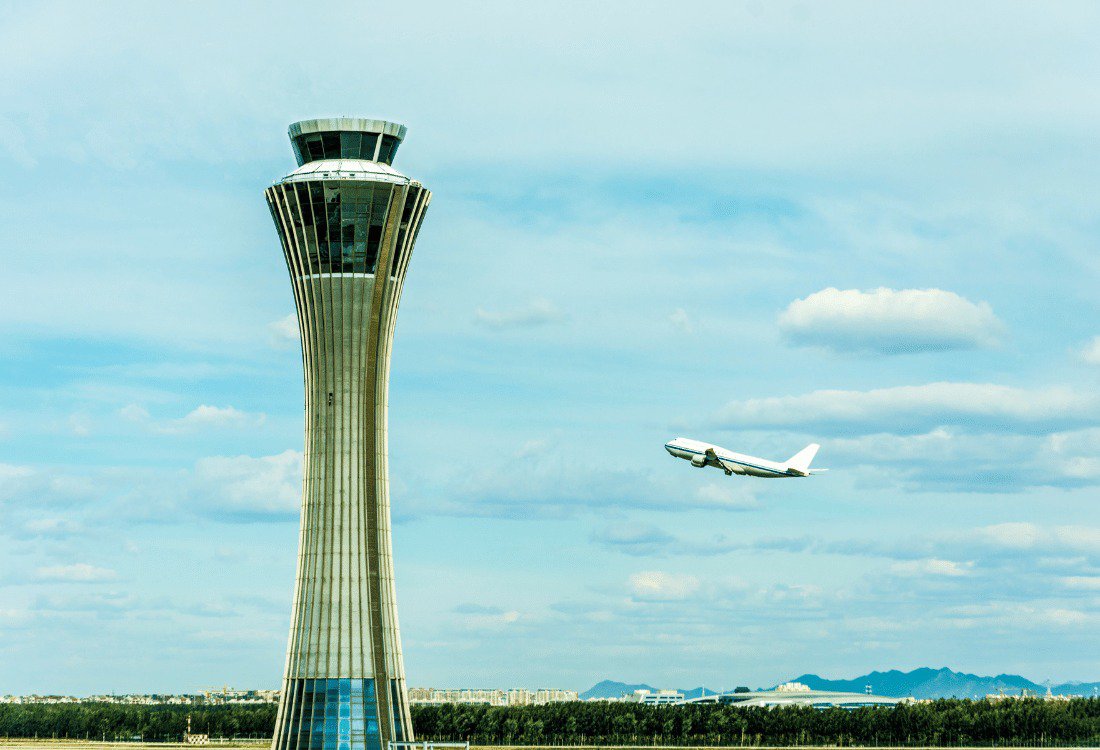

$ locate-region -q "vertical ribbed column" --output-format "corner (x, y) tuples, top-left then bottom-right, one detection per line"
(267, 163), (431, 750)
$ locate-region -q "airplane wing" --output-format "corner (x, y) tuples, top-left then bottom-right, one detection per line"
(706, 448), (745, 476)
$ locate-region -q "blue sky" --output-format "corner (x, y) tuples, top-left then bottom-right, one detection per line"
(1, 0), (1099, 695)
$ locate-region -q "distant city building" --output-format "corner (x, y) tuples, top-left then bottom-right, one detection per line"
(0, 689), (279, 706)
(774, 681), (812, 693)
(202, 687), (280, 704)
(628, 690), (686, 706)
(407, 688), (579, 706)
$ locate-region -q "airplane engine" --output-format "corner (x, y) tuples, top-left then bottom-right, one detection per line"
(690, 454), (707, 467)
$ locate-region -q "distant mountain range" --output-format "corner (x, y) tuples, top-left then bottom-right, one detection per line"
(581, 681), (657, 700)
(581, 668), (1100, 701)
(790, 668), (1100, 699)
(580, 681), (744, 701)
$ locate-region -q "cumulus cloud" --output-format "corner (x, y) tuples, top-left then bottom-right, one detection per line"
(473, 299), (564, 329)
(416, 438), (764, 520)
(669, 308), (693, 334)
(779, 287), (1003, 354)
(970, 522), (1100, 555)
(453, 603), (522, 630)
(35, 563), (116, 582)
(889, 558), (973, 577)
(120, 403), (265, 434)
(629, 571), (699, 601)
(268, 313), (299, 347)
(119, 403), (151, 423)
(1043, 428), (1100, 481)
(68, 412), (92, 436)
(593, 522), (675, 557)
(944, 602), (1095, 630)
(692, 483), (760, 510)
(714, 382), (1100, 435)
(24, 517), (81, 536)
(597, 521), (1100, 578)
(0, 116), (36, 168)
(0, 463), (34, 503)
(814, 425), (1100, 493)
(1079, 336), (1100, 365)
(193, 449), (302, 518)
(0, 464), (34, 481)
(171, 405), (262, 431)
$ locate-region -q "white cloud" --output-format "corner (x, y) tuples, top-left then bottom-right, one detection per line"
(594, 522), (675, 557)
(0, 116), (36, 168)
(172, 405), (260, 431)
(35, 563), (116, 582)
(120, 403), (265, 434)
(693, 483), (760, 510)
(24, 517), (80, 536)
(714, 382), (1100, 435)
(0, 608), (31, 625)
(669, 308), (693, 334)
(268, 313), (299, 347)
(420, 436), (765, 520)
(0, 463), (33, 480)
(68, 412), (92, 436)
(945, 602), (1094, 630)
(823, 427), (1100, 492)
(0, 463), (37, 504)
(1079, 336), (1100, 365)
(454, 605), (523, 631)
(473, 299), (564, 329)
(629, 571), (699, 601)
(890, 558), (973, 577)
(1042, 609), (1090, 627)
(779, 287), (1003, 354)
(973, 523), (1100, 555)
(1044, 428), (1100, 480)
(193, 449), (302, 517)
(119, 403), (151, 423)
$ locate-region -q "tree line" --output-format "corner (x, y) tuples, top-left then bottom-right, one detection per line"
(0, 703), (275, 742)
(414, 699), (1100, 746)
(1, 698), (1098, 746)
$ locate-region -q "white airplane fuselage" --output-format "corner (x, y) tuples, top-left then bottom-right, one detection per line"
(665, 437), (822, 478)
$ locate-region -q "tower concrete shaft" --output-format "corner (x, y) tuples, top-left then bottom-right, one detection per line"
(264, 117), (431, 750)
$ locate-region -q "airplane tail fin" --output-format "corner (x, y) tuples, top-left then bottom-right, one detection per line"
(786, 443), (820, 474)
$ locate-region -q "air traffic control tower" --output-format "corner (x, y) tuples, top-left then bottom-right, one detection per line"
(264, 118), (431, 750)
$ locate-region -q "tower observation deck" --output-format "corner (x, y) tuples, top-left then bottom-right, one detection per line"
(264, 117), (432, 750)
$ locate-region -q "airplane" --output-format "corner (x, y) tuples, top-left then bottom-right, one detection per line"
(664, 437), (827, 478)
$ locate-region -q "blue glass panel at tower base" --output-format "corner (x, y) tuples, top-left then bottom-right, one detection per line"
(278, 679), (406, 750)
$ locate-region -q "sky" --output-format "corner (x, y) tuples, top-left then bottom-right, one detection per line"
(1, 0), (1099, 696)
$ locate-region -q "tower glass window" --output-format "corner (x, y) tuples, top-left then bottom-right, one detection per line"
(292, 129), (401, 165)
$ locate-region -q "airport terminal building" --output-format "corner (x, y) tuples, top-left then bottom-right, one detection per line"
(692, 683), (902, 709)
(264, 118), (431, 750)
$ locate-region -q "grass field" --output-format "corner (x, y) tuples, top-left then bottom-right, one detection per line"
(2, 739), (1100, 743)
